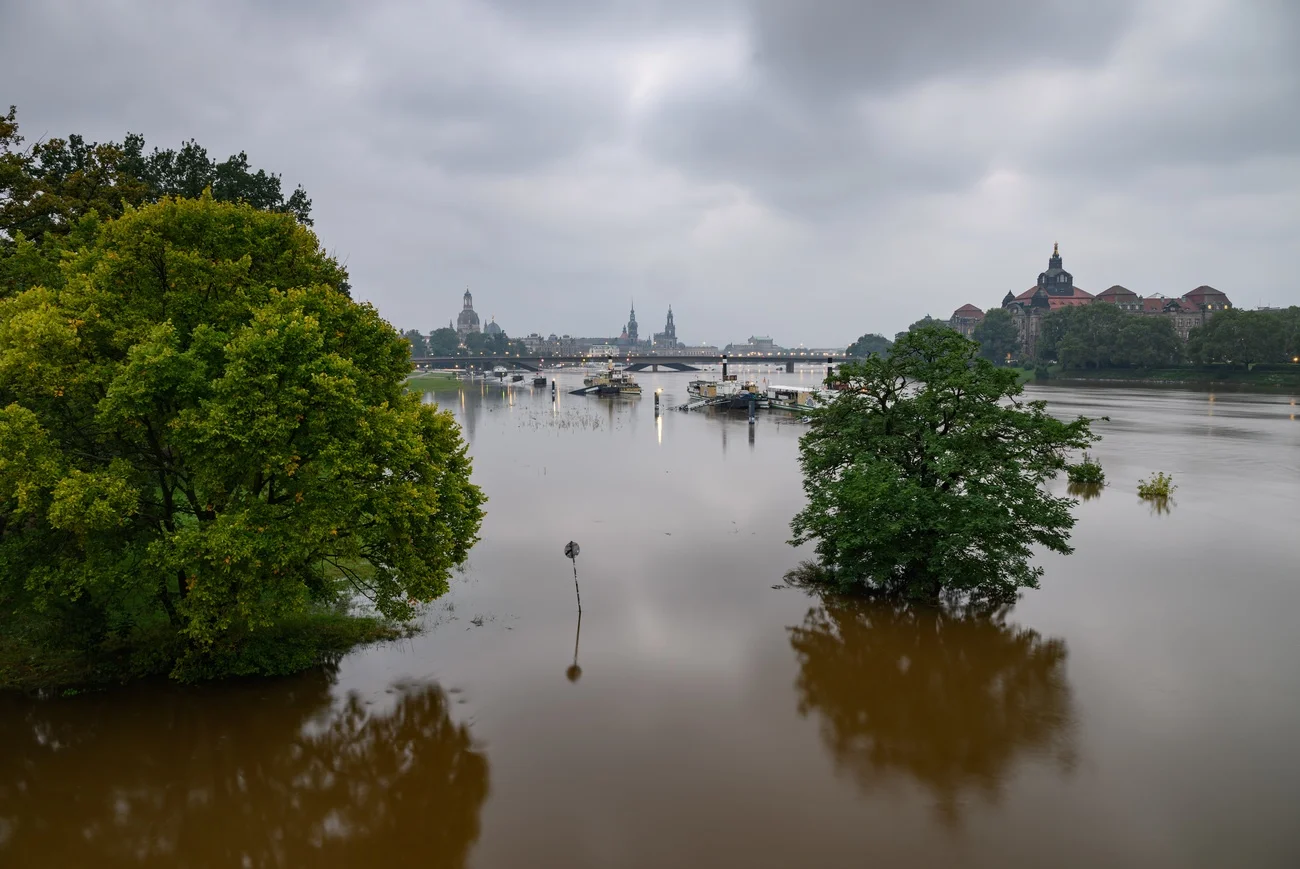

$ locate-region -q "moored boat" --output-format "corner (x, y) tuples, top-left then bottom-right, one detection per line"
(766, 384), (826, 412)
(583, 360), (642, 396)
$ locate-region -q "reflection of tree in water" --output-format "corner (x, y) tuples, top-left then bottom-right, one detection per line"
(1067, 481), (1104, 501)
(0, 668), (489, 867)
(789, 595), (1076, 823)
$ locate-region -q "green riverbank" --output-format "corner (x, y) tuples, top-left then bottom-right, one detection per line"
(1041, 365), (1300, 389)
(406, 370), (463, 391)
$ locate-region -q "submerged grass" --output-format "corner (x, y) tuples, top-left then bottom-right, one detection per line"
(0, 610), (403, 695)
(406, 371), (462, 391)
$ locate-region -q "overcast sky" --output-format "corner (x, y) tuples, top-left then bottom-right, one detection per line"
(3, 0), (1296, 346)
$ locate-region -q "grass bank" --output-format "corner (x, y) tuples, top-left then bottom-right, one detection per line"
(406, 370), (462, 391)
(1043, 365), (1300, 389)
(0, 610), (403, 695)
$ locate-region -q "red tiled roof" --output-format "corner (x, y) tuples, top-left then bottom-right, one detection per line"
(1143, 295), (1188, 313)
(1183, 285), (1229, 302)
(1095, 285), (1137, 298)
(953, 304), (984, 316)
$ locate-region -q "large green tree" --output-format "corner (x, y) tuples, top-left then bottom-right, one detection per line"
(402, 329), (429, 358)
(0, 194), (483, 670)
(1, 106), (312, 247)
(1187, 308), (1289, 367)
(1111, 315), (1181, 368)
(427, 326), (461, 356)
(845, 332), (893, 358)
(790, 325), (1096, 604)
(970, 308), (1019, 365)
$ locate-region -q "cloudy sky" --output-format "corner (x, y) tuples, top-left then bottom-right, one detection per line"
(3, 0), (1296, 346)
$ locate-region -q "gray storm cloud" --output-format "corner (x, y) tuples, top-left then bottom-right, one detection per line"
(2, 0), (1295, 343)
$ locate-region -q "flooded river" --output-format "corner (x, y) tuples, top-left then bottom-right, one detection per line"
(3, 369), (1299, 867)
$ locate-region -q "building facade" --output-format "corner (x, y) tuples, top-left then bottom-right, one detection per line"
(949, 304), (985, 337)
(949, 245), (1235, 359)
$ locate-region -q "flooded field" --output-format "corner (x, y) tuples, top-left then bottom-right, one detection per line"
(3, 369), (1299, 868)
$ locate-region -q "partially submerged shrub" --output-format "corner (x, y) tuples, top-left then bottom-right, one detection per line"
(1066, 453), (1106, 486)
(1137, 472), (1176, 499)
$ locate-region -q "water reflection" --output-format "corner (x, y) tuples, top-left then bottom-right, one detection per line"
(567, 610), (583, 682)
(788, 595), (1076, 823)
(0, 670), (489, 867)
(1143, 496), (1176, 515)
(1067, 481), (1104, 501)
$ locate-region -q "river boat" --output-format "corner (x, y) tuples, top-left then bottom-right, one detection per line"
(688, 378), (767, 407)
(584, 361), (642, 396)
(511, 373), (524, 382)
(766, 384), (825, 412)
(533, 374), (548, 387)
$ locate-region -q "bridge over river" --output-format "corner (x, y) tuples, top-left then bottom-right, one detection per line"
(412, 353), (840, 373)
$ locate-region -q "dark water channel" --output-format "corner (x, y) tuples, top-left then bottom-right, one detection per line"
(3, 369), (1299, 868)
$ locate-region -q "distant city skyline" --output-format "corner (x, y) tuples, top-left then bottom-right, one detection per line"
(3, 1), (1296, 344)
(438, 290), (847, 350)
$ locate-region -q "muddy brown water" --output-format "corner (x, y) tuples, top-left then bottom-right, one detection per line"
(3, 370), (1299, 868)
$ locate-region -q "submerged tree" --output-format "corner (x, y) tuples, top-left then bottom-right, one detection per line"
(790, 325), (1096, 604)
(0, 194), (484, 672)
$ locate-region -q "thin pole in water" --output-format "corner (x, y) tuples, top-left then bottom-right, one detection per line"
(564, 540), (581, 614)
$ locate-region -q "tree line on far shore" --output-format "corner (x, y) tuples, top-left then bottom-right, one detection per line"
(864, 304), (1300, 370)
(400, 327), (529, 359)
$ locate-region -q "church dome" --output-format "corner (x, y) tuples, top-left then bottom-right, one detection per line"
(456, 289), (481, 336)
(485, 317), (503, 335)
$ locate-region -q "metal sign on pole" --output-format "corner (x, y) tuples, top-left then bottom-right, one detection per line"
(563, 540), (583, 681)
(564, 541), (581, 614)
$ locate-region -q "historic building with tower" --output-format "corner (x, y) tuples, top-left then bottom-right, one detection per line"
(456, 289), (481, 341)
(653, 306), (679, 348)
(949, 244), (1234, 358)
(617, 301), (639, 348)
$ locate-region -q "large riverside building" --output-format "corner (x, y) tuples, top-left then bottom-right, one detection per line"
(950, 245), (1234, 357)
(950, 304), (985, 338)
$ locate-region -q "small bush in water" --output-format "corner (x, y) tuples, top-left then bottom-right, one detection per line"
(1066, 454), (1106, 486)
(1137, 472), (1177, 499)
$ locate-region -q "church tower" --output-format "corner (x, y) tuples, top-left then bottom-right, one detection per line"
(456, 289), (481, 340)
(1036, 242), (1075, 297)
(626, 301), (639, 344)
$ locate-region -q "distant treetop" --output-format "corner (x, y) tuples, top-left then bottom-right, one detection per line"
(0, 105), (312, 246)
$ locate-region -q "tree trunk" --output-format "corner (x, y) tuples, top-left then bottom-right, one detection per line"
(157, 585), (180, 628)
